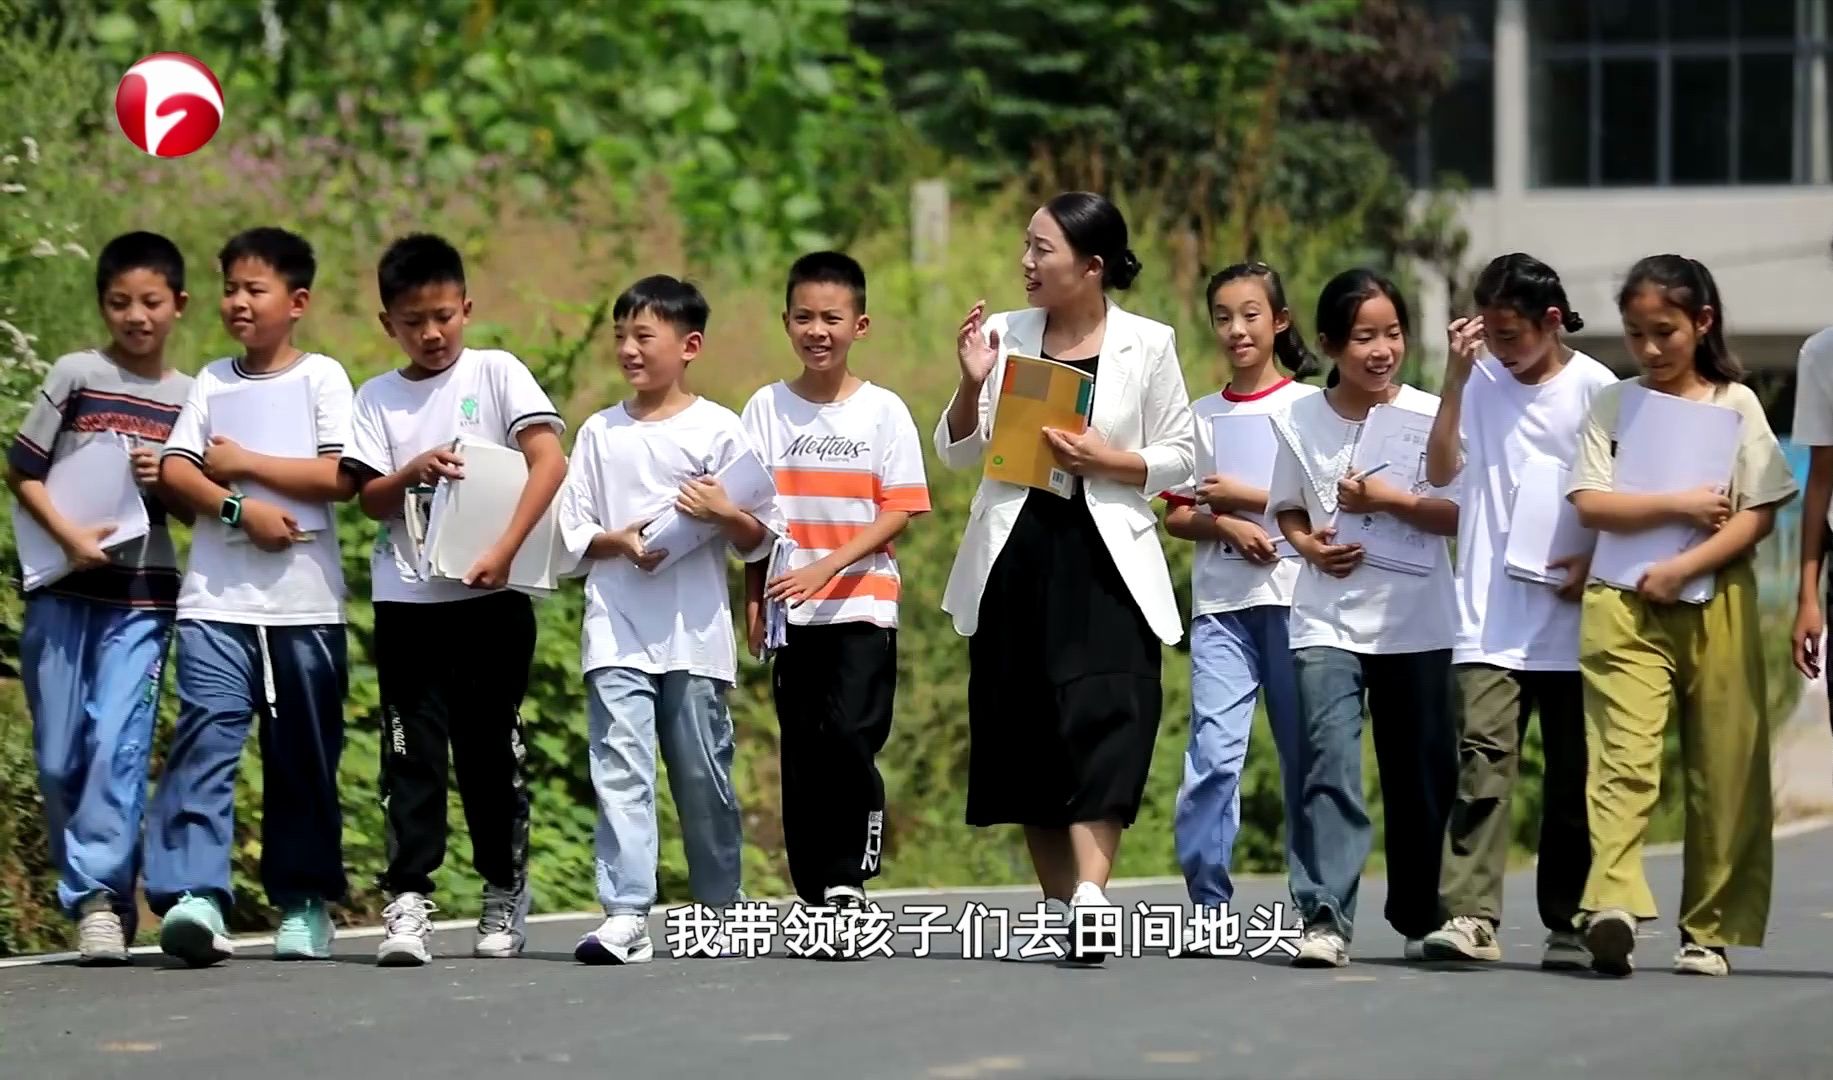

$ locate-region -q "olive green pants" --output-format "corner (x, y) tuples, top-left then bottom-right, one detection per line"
(1577, 562), (1771, 947)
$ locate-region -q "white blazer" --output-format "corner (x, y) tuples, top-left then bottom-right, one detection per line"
(933, 300), (1195, 646)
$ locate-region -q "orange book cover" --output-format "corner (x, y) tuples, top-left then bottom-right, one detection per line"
(985, 353), (1095, 498)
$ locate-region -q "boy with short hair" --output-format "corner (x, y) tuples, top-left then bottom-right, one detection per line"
(740, 251), (929, 913)
(7, 231), (195, 964)
(340, 232), (568, 965)
(144, 226), (359, 966)
(556, 274), (780, 965)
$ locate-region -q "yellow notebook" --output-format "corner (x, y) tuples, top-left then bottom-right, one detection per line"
(985, 353), (1095, 498)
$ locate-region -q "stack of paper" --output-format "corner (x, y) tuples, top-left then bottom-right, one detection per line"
(1210, 413), (1297, 561)
(1330, 403), (1439, 576)
(207, 378), (330, 542)
(636, 449), (777, 574)
(417, 436), (575, 597)
(13, 433), (151, 590)
(985, 353), (1095, 498)
(1504, 458), (1596, 586)
(1589, 385), (1742, 604)
(761, 535), (796, 657)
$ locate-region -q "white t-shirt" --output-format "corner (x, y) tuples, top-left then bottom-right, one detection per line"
(161, 353), (353, 626)
(1267, 384), (1460, 654)
(556, 397), (779, 683)
(1791, 327), (1833, 531)
(345, 348), (565, 604)
(740, 381), (931, 629)
(1451, 351), (1618, 670)
(1163, 379), (1319, 618)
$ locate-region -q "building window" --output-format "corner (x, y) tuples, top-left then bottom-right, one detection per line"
(1529, 0), (1832, 187)
(1397, 0), (1496, 189)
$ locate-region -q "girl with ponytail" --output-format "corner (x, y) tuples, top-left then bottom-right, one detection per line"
(1566, 254), (1797, 978)
(1418, 253), (1618, 970)
(1160, 261), (1320, 939)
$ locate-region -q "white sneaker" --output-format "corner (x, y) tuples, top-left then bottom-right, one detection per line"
(822, 885), (866, 908)
(1541, 929), (1590, 971)
(1674, 942), (1730, 976)
(474, 882), (530, 958)
(76, 895), (129, 966)
(574, 914), (653, 965)
(1403, 938), (1427, 961)
(1000, 897), (1072, 963)
(1421, 915), (1502, 962)
(1292, 924), (1349, 968)
(1584, 909), (1637, 977)
(377, 893), (437, 967)
(1067, 881), (1118, 965)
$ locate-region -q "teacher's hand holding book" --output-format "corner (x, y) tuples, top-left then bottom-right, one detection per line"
(1042, 425), (1109, 477)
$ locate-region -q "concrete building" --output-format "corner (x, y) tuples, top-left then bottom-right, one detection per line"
(1405, 0), (1833, 396)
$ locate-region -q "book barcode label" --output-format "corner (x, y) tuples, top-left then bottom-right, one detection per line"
(1049, 468), (1070, 494)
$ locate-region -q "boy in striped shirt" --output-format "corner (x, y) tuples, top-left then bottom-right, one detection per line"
(742, 252), (930, 916)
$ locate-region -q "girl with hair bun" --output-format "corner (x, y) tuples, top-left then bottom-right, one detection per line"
(935, 191), (1194, 963)
(1418, 253), (1618, 971)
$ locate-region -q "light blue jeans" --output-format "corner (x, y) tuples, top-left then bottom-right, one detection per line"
(19, 593), (172, 919)
(1173, 608), (1308, 910)
(586, 667), (743, 916)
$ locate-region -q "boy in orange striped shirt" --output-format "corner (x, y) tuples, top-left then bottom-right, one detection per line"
(742, 252), (930, 917)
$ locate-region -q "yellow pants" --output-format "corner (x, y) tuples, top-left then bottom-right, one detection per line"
(1577, 561), (1772, 947)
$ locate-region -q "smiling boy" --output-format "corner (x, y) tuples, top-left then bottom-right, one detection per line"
(555, 274), (781, 964)
(339, 233), (567, 966)
(146, 226), (358, 966)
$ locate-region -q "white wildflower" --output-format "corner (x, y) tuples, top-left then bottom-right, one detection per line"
(62, 242), (88, 258)
(21, 136), (38, 164)
(2, 155), (16, 166)
(1, 183), (25, 194)
(30, 238), (56, 257)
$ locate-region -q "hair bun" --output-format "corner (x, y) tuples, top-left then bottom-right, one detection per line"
(1563, 309), (1585, 333)
(1108, 248), (1142, 291)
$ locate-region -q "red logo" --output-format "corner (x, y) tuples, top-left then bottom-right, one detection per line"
(114, 52), (223, 158)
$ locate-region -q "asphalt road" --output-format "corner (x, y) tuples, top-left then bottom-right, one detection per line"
(6, 826), (1833, 1080)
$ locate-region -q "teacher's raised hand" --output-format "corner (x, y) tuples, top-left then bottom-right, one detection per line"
(957, 299), (1000, 386)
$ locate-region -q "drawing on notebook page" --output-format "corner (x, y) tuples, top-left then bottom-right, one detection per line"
(1330, 404), (1438, 576)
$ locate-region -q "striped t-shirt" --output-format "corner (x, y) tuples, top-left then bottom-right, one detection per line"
(8, 349), (192, 609)
(741, 381), (931, 628)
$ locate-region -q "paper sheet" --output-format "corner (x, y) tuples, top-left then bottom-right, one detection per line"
(1330, 403), (1439, 576)
(419, 436), (572, 596)
(761, 534), (796, 657)
(1588, 385), (1742, 604)
(638, 449), (777, 574)
(1210, 413), (1297, 561)
(13, 433), (152, 590)
(1503, 458), (1596, 586)
(206, 378), (330, 541)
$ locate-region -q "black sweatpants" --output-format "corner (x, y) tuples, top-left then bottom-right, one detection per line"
(771, 622), (897, 904)
(374, 590), (535, 897)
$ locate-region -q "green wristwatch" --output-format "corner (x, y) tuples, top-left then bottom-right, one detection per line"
(219, 493), (245, 528)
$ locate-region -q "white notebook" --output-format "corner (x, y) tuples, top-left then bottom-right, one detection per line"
(637, 449), (777, 574)
(13, 433), (151, 590)
(207, 377), (330, 542)
(1330, 403), (1439, 576)
(419, 436), (573, 596)
(1210, 413), (1297, 561)
(1588, 385), (1743, 604)
(1503, 458), (1596, 587)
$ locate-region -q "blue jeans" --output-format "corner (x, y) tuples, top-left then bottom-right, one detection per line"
(1173, 608), (1308, 909)
(1290, 646), (1455, 942)
(586, 667), (742, 916)
(143, 619), (348, 915)
(19, 593), (173, 919)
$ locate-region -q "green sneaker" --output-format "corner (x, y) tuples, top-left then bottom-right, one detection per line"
(160, 893), (234, 968)
(275, 899), (334, 960)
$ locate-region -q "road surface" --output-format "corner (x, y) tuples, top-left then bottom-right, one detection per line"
(6, 824), (1833, 1080)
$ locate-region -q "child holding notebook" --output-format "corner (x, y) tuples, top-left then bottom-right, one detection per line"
(1567, 255), (1796, 978)
(147, 227), (358, 966)
(340, 233), (567, 966)
(8, 232), (194, 964)
(1160, 261), (1318, 947)
(556, 275), (781, 965)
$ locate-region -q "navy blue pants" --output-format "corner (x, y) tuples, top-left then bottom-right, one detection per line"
(143, 619), (348, 915)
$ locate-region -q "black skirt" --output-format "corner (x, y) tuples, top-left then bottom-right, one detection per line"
(964, 481), (1164, 829)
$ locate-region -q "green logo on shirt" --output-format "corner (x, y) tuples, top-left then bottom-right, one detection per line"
(460, 395), (479, 423)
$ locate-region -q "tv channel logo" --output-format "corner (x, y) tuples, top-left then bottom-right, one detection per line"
(114, 52), (223, 158)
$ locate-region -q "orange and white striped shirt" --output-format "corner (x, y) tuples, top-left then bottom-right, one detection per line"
(741, 381), (931, 628)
